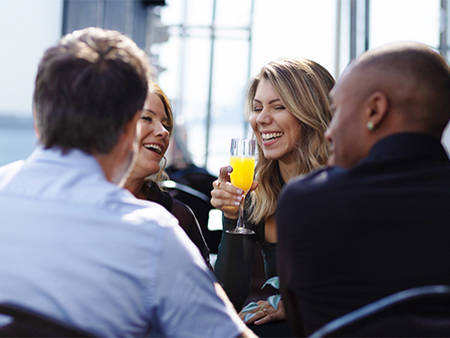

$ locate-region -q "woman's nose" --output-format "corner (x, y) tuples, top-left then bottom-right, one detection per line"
(155, 122), (169, 138)
(256, 108), (271, 124)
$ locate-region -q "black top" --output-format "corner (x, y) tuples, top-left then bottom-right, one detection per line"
(214, 196), (278, 311)
(142, 181), (211, 268)
(277, 133), (450, 336)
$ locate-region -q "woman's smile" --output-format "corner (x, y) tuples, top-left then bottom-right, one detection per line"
(260, 131), (284, 147)
(142, 142), (164, 156)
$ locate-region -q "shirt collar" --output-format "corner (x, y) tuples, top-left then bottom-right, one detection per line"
(362, 132), (449, 165)
(28, 145), (106, 178)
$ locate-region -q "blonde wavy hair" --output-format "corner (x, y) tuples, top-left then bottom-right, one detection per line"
(246, 58), (334, 224)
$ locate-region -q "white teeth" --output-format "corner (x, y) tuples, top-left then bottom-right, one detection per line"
(261, 132), (283, 140)
(144, 144), (162, 153)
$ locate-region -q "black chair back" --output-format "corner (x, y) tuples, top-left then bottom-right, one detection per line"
(0, 302), (96, 337)
(309, 285), (450, 338)
(161, 179), (222, 253)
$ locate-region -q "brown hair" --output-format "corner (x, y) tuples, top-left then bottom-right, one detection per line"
(33, 27), (151, 154)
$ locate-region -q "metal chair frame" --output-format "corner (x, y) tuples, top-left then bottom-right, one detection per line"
(309, 285), (450, 338)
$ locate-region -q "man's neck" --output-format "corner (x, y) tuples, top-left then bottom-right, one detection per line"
(95, 153), (118, 183)
(95, 148), (134, 185)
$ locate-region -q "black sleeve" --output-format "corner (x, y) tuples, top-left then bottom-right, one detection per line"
(276, 182), (306, 336)
(213, 215), (256, 311)
(276, 169), (334, 336)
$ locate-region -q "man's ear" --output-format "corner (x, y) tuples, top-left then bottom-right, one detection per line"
(32, 108), (40, 139)
(365, 91), (389, 131)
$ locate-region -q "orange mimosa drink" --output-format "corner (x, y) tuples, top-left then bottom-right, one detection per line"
(227, 138), (256, 235)
(230, 156), (255, 192)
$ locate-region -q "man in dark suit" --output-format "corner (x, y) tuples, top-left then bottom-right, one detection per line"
(276, 42), (450, 336)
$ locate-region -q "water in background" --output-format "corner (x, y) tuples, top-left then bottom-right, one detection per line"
(0, 116), (37, 166)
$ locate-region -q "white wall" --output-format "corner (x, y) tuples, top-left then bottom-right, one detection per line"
(0, 0), (63, 116)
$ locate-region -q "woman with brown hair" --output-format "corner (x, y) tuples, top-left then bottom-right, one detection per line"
(124, 82), (211, 267)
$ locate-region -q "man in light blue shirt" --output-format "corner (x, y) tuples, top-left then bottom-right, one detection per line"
(0, 27), (252, 337)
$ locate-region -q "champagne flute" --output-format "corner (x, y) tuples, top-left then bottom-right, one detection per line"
(226, 138), (256, 235)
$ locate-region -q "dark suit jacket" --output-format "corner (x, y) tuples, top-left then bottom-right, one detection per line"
(276, 133), (450, 336)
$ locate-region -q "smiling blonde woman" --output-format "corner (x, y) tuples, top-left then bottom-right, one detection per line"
(211, 58), (334, 334)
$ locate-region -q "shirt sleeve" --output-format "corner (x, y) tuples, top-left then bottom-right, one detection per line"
(152, 223), (246, 338)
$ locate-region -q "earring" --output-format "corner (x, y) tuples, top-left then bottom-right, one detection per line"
(367, 121), (374, 131)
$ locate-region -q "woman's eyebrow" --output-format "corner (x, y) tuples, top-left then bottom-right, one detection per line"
(143, 109), (156, 115)
(253, 98), (281, 104)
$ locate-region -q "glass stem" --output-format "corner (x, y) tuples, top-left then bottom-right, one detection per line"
(236, 193), (246, 228)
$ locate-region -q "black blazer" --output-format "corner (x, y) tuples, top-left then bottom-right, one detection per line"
(276, 133), (450, 336)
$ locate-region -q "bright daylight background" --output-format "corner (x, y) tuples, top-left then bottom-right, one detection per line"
(0, 0), (448, 175)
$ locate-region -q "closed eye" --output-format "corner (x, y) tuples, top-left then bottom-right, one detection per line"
(141, 116), (153, 122)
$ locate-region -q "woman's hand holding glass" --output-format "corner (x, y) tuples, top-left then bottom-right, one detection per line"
(211, 166), (258, 219)
(211, 138), (256, 235)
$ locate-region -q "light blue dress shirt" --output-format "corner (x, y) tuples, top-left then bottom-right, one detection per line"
(0, 146), (245, 337)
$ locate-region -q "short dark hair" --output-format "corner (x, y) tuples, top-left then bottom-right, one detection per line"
(33, 27), (150, 154)
(356, 42), (450, 137)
